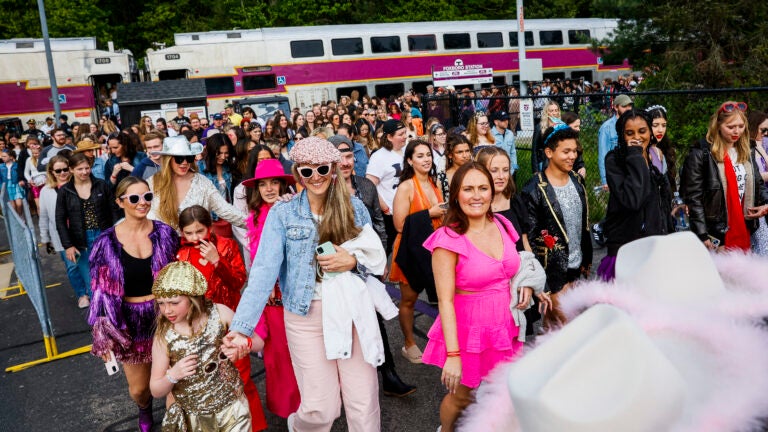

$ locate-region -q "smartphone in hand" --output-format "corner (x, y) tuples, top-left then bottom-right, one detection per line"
(105, 350), (120, 376)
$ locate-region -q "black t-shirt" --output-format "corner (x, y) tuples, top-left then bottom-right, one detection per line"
(495, 194), (530, 252)
(121, 249), (153, 297)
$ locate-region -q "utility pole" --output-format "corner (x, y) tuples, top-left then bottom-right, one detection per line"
(516, 0), (527, 96)
(36, 0), (61, 120)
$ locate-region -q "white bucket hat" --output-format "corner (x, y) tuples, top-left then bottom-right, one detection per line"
(152, 135), (203, 157)
(459, 303), (768, 432)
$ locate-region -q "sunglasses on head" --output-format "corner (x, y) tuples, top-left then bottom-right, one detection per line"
(297, 164), (332, 178)
(53, 168), (69, 174)
(120, 192), (154, 205)
(173, 155), (196, 164)
(719, 101), (748, 113)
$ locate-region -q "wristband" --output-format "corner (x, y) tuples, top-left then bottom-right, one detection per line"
(246, 336), (253, 351)
(446, 350), (460, 357)
(166, 371), (178, 384)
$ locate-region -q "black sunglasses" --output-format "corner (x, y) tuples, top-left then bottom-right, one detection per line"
(120, 192), (154, 204)
(298, 164), (332, 178)
(53, 168), (69, 174)
(173, 155), (196, 164)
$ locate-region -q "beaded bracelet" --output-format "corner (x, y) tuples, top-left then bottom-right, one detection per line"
(166, 371), (178, 384)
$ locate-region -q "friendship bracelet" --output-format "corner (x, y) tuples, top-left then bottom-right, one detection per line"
(166, 371), (178, 384)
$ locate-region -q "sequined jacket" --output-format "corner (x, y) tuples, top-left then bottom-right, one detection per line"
(177, 234), (246, 312)
(522, 171), (593, 294)
(231, 190), (372, 336)
(87, 221), (179, 358)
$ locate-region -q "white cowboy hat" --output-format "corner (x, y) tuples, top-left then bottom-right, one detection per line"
(459, 303), (768, 432)
(615, 231), (725, 304)
(507, 304), (686, 432)
(558, 232), (768, 321)
(152, 135), (203, 157)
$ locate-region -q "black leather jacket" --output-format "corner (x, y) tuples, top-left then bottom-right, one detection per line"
(351, 175), (387, 248)
(680, 139), (768, 242)
(522, 170), (593, 294)
(55, 176), (116, 250)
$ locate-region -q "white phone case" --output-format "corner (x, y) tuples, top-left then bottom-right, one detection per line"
(105, 350), (120, 376)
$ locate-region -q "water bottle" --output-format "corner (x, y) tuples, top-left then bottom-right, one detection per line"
(671, 192), (689, 231)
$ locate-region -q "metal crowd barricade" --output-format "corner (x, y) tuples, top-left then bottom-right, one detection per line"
(1, 185), (91, 372)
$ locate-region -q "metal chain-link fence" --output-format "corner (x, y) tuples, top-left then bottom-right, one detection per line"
(422, 86), (768, 222)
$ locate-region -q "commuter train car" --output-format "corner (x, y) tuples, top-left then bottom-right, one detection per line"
(0, 37), (138, 125)
(145, 19), (629, 114)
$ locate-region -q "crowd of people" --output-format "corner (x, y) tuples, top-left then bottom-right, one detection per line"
(5, 81), (768, 432)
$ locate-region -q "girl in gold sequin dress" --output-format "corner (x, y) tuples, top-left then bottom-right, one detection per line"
(149, 262), (265, 432)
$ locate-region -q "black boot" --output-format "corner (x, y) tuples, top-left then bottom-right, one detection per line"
(381, 365), (417, 397)
(376, 312), (416, 397)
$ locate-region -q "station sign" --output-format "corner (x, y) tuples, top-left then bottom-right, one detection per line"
(432, 59), (493, 86)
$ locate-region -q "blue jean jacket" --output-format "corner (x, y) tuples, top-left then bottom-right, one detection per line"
(230, 190), (372, 336)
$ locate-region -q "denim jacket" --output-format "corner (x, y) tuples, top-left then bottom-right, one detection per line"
(230, 190), (372, 336)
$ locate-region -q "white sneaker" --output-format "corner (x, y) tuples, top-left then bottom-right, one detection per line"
(77, 296), (90, 309)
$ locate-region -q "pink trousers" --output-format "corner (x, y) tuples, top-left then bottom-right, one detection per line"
(284, 300), (380, 432)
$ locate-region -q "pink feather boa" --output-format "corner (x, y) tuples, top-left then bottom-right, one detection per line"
(459, 251), (768, 432)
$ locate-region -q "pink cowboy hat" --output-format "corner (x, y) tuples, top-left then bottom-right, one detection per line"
(241, 158), (295, 188)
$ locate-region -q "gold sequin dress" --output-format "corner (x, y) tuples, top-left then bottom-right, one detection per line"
(162, 304), (251, 432)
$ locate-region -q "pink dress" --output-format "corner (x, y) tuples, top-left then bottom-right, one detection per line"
(422, 216), (523, 388)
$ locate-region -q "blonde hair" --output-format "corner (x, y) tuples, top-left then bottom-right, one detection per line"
(292, 163), (361, 247)
(467, 113), (495, 146)
(540, 99), (562, 133)
(155, 295), (209, 340)
(706, 109), (750, 164)
(152, 155), (198, 229)
(45, 154), (70, 188)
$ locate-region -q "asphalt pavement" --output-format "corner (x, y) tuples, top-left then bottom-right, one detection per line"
(0, 215), (606, 432)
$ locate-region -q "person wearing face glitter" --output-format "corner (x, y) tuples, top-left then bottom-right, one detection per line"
(149, 261), (265, 432)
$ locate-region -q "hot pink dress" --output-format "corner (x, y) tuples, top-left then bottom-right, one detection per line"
(422, 216), (523, 388)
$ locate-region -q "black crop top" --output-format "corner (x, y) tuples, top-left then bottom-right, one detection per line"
(121, 249), (154, 297)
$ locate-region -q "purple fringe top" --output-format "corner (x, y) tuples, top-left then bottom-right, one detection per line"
(87, 220), (179, 358)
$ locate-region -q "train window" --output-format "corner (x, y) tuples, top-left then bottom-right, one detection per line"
(15, 42), (34, 49)
(332, 38), (363, 56)
(371, 36), (401, 53)
(509, 31), (534, 47)
(374, 83), (405, 100)
(290, 40), (324, 58)
(568, 30), (591, 44)
(539, 31), (563, 46)
(477, 32), (503, 48)
(443, 33), (471, 50)
(411, 81), (433, 95)
(243, 75), (276, 91)
(335, 85), (368, 103)
(191, 35), (199, 41)
(204, 77), (235, 94)
(570, 71), (594, 83)
(408, 35), (436, 51)
(227, 33), (242, 39)
(543, 72), (566, 81)
(158, 69), (187, 80)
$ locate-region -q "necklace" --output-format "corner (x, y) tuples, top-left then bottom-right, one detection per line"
(468, 222), (489, 234)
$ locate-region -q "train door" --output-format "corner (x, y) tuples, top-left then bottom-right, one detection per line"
(89, 73), (123, 122)
(294, 88), (329, 112)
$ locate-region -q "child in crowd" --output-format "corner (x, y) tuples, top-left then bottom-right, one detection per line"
(176, 205), (267, 430)
(149, 261), (265, 432)
(0, 149), (25, 215)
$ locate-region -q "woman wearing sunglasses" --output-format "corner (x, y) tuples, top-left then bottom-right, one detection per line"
(226, 136), (388, 432)
(55, 152), (118, 309)
(87, 176), (178, 432)
(681, 101), (768, 251)
(147, 135), (246, 231)
(39, 155), (89, 308)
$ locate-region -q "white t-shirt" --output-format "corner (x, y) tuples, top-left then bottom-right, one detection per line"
(366, 147), (404, 210)
(728, 148), (746, 201)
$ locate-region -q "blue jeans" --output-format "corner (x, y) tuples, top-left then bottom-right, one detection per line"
(59, 251), (88, 298)
(68, 229), (100, 298)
